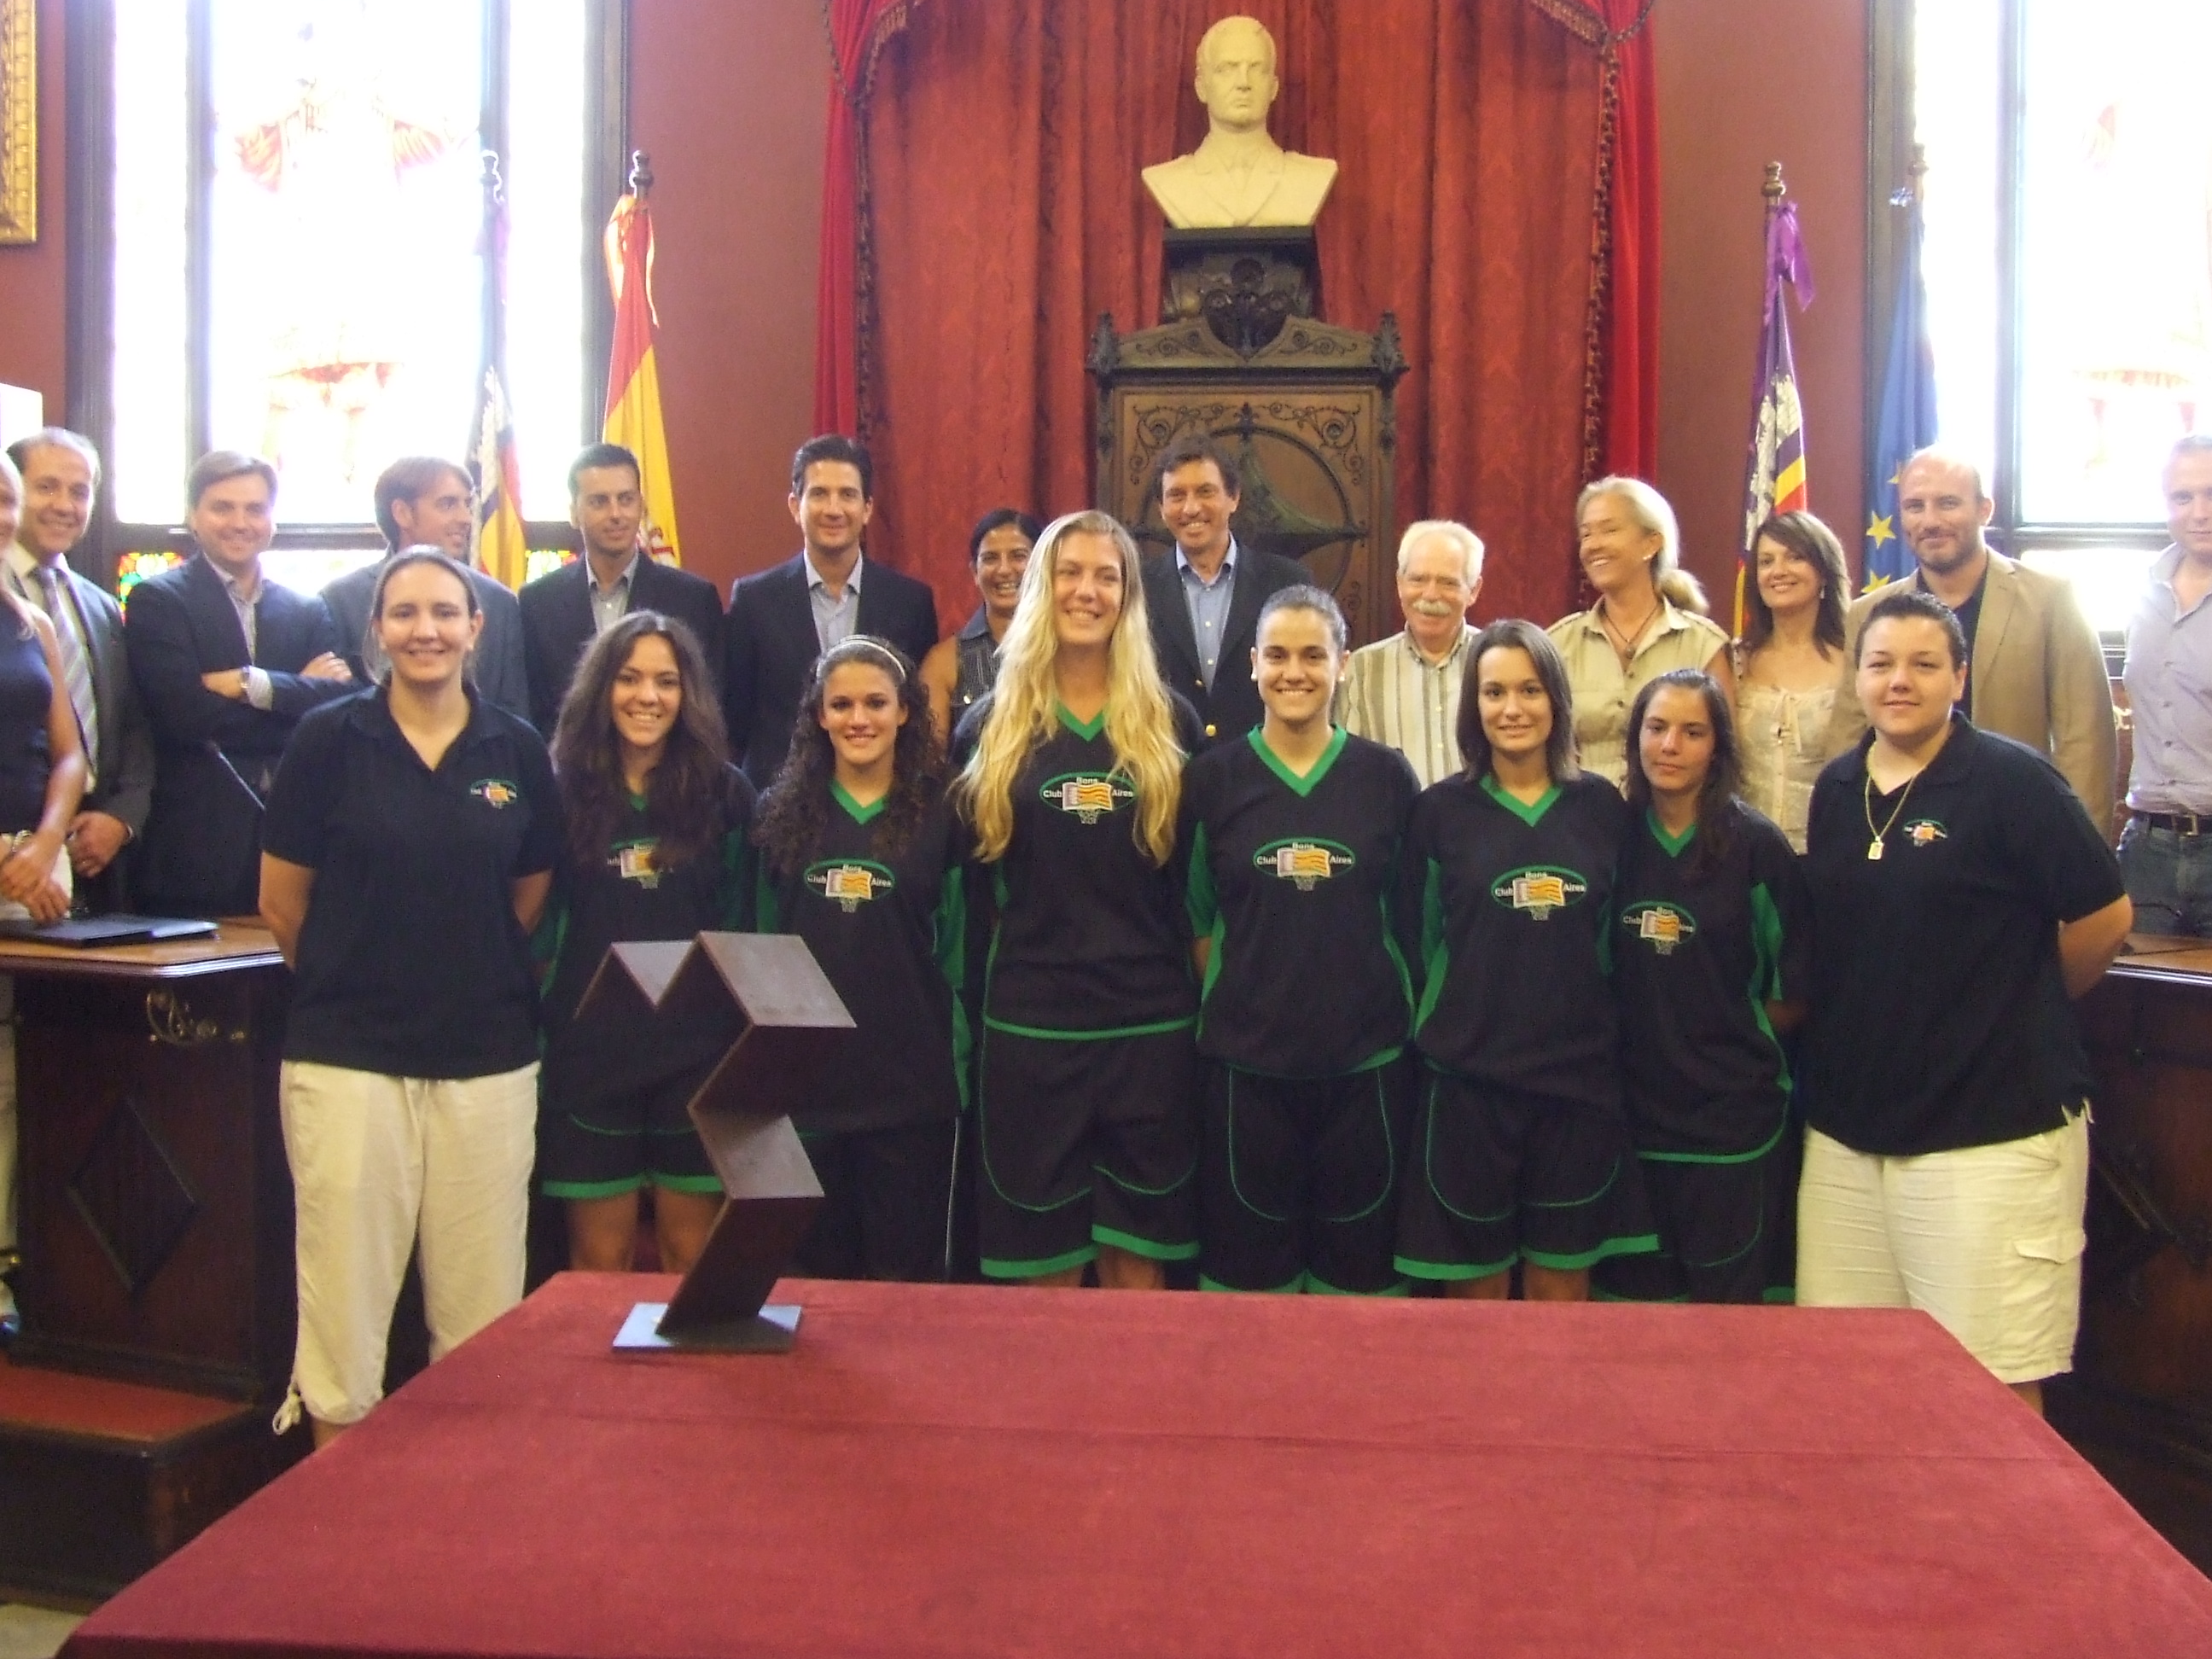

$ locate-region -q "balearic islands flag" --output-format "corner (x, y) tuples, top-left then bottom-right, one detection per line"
(603, 190), (680, 563)
(1739, 197), (1815, 634)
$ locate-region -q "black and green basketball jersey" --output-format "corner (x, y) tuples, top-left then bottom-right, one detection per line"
(1409, 771), (1631, 1107)
(538, 767), (755, 1103)
(756, 785), (968, 1134)
(958, 698), (1201, 1039)
(1182, 727), (1419, 1077)
(1614, 801), (1810, 1157)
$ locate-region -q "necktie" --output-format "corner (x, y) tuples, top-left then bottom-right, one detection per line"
(36, 567), (99, 786)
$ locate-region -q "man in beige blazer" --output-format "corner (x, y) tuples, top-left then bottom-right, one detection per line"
(1825, 448), (2116, 835)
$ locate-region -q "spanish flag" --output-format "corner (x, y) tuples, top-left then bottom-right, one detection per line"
(603, 191), (680, 565)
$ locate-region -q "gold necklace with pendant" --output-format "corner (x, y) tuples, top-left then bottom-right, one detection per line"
(1861, 766), (1923, 861)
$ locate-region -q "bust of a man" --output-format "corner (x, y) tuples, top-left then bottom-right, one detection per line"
(1143, 15), (1337, 230)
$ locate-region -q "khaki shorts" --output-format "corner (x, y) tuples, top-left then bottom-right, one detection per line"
(1796, 1110), (2090, 1385)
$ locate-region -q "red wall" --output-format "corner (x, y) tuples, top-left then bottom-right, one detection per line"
(630, 0), (828, 597)
(0, 0), (1876, 615)
(1655, 0), (1871, 609)
(0, 0), (69, 416)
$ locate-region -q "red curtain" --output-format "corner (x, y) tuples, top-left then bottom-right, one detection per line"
(812, 0), (921, 435)
(853, 1), (1638, 632)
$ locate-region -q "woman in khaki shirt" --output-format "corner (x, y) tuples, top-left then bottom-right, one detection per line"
(1548, 477), (1732, 789)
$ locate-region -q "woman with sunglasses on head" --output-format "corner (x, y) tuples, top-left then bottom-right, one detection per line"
(1395, 619), (1654, 1300)
(260, 550), (557, 1447)
(536, 610), (753, 1278)
(1599, 668), (1810, 1305)
(952, 509), (1202, 1289)
(920, 509), (1040, 740)
(754, 636), (966, 1281)
(1181, 585), (1420, 1295)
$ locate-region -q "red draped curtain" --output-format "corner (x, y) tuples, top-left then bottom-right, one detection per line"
(818, 0), (1656, 632)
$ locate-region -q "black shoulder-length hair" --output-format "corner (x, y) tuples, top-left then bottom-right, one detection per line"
(1621, 667), (1742, 875)
(754, 635), (945, 880)
(550, 609), (731, 873)
(1740, 509), (1849, 655)
(1456, 618), (1579, 783)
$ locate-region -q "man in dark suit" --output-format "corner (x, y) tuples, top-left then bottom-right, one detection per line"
(519, 443), (725, 735)
(126, 451), (357, 917)
(723, 435), (940, 785)
(4, 428), (157, 911)
(322, 457), (531, 719)
(1139, 435), (1309, 747)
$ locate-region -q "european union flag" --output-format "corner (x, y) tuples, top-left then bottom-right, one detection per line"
(1864, 193), (1939, 589)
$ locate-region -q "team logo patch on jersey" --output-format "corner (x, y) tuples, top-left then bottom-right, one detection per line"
(1489, 864), (1587, 920)
(805, 859), (896, 912)
(1040, 771), (1135, 824)
(1903, 818), (1948, 847)
(1254, 838), (1355, 891)
(609, 840), (662, 890)
(1621, 900), (1697, 955)
(470, 778), (521, 809)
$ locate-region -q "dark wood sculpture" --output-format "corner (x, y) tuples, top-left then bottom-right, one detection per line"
(578, 933), (853, 1353)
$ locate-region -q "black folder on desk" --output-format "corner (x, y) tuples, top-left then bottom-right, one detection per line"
(0, 915), (221, 947)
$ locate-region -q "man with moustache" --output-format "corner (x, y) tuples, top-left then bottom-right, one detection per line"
(1336, 520), (1486, 789)
(1140, 435), (1308, 749)
(2117, 434), (2212, 933)
(3, 428), (155, 911)
(1825, 447), (2116, 835)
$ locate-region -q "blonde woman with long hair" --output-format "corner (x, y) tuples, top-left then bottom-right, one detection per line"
(952, 509), (1202, 1289)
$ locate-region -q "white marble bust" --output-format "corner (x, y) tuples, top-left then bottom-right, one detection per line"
(1142, 16), (1338, 230)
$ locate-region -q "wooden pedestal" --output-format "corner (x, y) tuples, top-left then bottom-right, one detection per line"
(1, 925), (298, 1599)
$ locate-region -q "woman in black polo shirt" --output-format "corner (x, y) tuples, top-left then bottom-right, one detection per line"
(1601, 668), (1809, 1304)
(538, 611), (752, 1276)
(754, 636), (963, 1281)
(260, 550), (560, 1448)
(1797, 587), (2130, 1409)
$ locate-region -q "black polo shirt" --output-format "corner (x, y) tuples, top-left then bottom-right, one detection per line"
(1801, 714), (2122, 1156)
(264, 689), (561, 1080)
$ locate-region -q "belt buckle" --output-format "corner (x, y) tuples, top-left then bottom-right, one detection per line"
(2186, 812), (2207, 837)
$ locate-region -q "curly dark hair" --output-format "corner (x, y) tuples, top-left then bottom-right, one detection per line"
(754, 636), (945, 880)
(1621, 668), (1742, 876)
(550, 610), (732, 874)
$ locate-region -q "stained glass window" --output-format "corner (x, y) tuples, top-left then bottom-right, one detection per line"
(99, 0), (601, 589)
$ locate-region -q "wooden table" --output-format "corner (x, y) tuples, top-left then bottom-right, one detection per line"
(1, 923), (297, 1601)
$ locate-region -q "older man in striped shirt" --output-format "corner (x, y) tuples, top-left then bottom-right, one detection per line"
(1335, 520), (1484, 789)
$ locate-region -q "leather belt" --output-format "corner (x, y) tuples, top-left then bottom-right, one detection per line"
(2135, 810), (2212, 835)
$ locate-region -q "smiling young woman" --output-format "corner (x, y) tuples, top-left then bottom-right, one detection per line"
(751, 637), (966, 1281)
(537, 611), (754, 1280)
(1179, 587), (1421, 1295)
(258, 550), (558, 1450)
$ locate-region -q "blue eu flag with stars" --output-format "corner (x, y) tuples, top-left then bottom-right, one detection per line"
(1864, 193), (1939, 590)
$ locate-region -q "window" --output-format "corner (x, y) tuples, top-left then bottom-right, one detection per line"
(1888, 0), (2208, 630)
(71, 0), (625, 594)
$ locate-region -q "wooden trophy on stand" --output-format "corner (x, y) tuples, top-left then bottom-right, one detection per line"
(576, 933), (853, 1353)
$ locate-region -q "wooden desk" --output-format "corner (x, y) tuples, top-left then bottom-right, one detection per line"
(2058, 934), (2212, 1567)
(0, 923), (297, 1599)
(11, 922), (292, 1400)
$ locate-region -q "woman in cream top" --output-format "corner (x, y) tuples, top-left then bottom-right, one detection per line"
(1547, 477), (1732, 789)
(1733, 511), (1850, 851)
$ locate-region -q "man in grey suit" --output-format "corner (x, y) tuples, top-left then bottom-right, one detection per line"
(3, 428), (156, 912)
(321, 457), (531, 719)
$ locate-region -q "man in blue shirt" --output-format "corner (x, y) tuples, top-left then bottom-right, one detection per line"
(1138, 436), (1307, 748)
(2122, 433), (2212, 934)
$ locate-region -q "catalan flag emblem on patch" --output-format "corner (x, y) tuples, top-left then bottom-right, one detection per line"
(1513, 873), (1567, 911)
(613, 843), (661, 889)
(823, 865), (876, 905)
(1063, 778), (1116, 813)
(1278, 844), (1333, 880)
(1906, 819), (1947, 846)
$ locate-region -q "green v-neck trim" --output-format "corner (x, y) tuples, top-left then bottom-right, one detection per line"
(1647, 809), (1697, 857)
(1249, 725), (1347, 798)
(1056, 702), (1107, 741)
(1481, 771), (1561, 827)
(831, 779), (888, 824)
